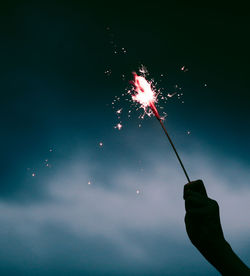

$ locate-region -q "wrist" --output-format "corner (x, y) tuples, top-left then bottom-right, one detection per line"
(202, 240), (249, 275)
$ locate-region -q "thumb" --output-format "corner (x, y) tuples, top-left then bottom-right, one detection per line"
(184, 179), (208, 200)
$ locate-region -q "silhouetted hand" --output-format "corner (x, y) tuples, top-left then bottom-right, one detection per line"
(184, 180), (225, 255)
(184, 180), (249, 275)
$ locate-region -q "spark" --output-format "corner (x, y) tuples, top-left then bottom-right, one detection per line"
(187, 131), (191, 135)
(32, 173), (36, 177)
(99, 142), (103, 147)
(136, 189), (140, 195)
(139, 65), (147, 74)
(167, 92), (177, 98)
(88, 181), (91, 185)
(121, 47), (127, 54)
(116, 108), (122, 114)
(114, 123), (122, 130)
(104, 69), (112, 76)
(181, 65), (189, 72)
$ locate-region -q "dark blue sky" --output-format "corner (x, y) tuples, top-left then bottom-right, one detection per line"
(0, 2), (250, 275)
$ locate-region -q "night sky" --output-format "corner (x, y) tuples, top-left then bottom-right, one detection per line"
(1, 2), (250, 275)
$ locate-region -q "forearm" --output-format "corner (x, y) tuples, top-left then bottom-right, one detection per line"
(200, 240), (249, 275)
(184, 181), (250, 275)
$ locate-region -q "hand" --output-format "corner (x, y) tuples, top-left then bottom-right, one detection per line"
(183, 180), (225, 254)
(184, 180), (250, 275)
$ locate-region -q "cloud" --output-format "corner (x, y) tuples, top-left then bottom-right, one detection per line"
(0, 146), (249, 275)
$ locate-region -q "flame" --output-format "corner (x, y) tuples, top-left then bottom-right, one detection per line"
(130, 72), (160, 119)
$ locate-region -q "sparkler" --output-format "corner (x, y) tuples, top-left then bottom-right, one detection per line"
(130, 71), (191, 183)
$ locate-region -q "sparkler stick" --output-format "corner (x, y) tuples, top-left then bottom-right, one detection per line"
(130, 72), (191, 183)
(157, 118), (190, 183)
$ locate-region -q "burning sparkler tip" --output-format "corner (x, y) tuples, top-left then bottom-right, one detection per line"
(130, 70), (160, 119)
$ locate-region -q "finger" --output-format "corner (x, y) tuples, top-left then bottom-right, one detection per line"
(184, 179), (208, 199)
(185, 193), (209, 211)
(187, 206), (213, 216)
(186, 200), (219, 216)
(185, 190), (210, 201)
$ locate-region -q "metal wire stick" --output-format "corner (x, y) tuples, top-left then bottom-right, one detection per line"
(158, 118), (191, 183)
